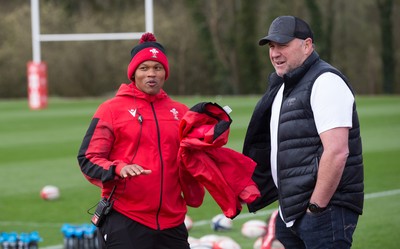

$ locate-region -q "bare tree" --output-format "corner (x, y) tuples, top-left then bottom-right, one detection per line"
(184, 0), (262, 94)
(377, 0), (396, 94)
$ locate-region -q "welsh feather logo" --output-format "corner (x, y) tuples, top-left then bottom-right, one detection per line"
(170, 108), (179, 120)
(149, 48), (159, 58)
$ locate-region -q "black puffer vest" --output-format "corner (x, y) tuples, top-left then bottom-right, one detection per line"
(244, 51), (364, 222)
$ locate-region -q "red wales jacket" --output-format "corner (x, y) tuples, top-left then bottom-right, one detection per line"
(178, 102), (260, 219)
(77, 83), (203, 230)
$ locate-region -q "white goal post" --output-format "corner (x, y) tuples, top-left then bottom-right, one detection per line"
(30, 0), (154, 62)
(28, 0), (153, 110)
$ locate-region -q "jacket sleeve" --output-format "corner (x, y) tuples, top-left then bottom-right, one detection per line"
(77, 103), (127, 187)
(179, 102), (260, 218)
(178, 154), (205, 208)
(243, 91), (279, 212)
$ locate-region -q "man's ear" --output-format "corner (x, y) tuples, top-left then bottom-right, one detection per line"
(304, 38), (314, 54)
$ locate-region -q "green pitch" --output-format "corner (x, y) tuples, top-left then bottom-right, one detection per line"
(0, 95), (399, 248)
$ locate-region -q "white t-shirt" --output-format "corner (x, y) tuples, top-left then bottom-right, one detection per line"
(270, 72), (354, 226)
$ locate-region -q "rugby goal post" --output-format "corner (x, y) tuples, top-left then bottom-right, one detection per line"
(28, 0), (154, 109)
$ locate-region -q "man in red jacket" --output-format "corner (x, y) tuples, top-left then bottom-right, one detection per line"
(78, 33), (203, 249)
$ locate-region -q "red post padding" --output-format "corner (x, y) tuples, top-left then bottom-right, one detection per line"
(27, 61), (48, 110)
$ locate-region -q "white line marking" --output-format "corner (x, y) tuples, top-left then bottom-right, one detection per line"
(364, 189), (400, 199)
(41, 246), (63, 249)
(2, 188), (398, 249)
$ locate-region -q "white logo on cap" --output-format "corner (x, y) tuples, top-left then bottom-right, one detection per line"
(149, 48), (159, 58)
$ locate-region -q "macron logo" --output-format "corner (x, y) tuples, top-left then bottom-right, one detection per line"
(128, 109), (137, 117)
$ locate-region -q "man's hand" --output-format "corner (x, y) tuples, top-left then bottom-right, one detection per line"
(120, 164), (152, 178)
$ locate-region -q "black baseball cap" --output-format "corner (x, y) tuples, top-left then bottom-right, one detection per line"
(259, 16), (314, 46)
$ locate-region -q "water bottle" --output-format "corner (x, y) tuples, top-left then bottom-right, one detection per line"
(28, 231), (41, 249)
(6, 233), (17, 249)
(82, 224), (97, 249)
(0, 232), (9, 249)
(62, 224), (76, 249)
(17, 233), (29, 249)
(74, 226), (84, 249)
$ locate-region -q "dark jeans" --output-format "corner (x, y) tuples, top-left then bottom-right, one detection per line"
(98, 210), (190, 249)
(275, 205), (359, 249)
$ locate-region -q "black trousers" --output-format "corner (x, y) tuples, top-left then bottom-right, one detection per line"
(97, 210), (190, 249)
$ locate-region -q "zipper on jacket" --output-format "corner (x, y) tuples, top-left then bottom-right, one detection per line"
(151, 102), (164, 230)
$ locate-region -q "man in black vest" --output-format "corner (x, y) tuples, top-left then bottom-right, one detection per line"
(243, 16), (364, 249)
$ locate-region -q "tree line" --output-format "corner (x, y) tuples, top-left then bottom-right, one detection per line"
(0, 0), (398, 98)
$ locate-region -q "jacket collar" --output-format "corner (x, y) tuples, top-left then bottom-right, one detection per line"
(269, 51), (320, 89)
(283, 51), (320, 87)
(116, 83), (168, 102)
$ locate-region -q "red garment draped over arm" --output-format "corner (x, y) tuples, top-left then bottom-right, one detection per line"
(178, 102), (260, 218)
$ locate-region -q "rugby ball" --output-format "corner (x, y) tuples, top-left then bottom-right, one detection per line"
(188, 236), (198, 245)
(40, 185), (60, 200)
(190, 243), (213, 249)
(241, 219), (267, 238)
(190, 236), (214, 249)
(189, 237), (214, 249)
(190, 241), (213, 249)
(200, 234), (221, 244)
(185, 215), (194, 231)
(253, 237), (262, 249)
(271, 240), (285, 249)
(213, 236), (241, 249)
(211, 214), (233, 231)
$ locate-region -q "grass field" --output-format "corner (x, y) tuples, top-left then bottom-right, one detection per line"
(0, 95), (399, 248)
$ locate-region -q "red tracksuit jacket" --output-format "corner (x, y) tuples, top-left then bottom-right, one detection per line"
(178, 102), (260, 219)
(78, 83), (203, 230)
